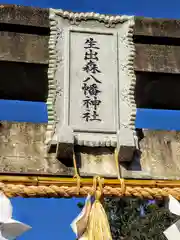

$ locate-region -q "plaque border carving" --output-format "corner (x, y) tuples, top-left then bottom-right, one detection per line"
(47, 9), (137, 161)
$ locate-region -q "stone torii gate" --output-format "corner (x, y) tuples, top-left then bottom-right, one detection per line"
(0, 5), (179, 201)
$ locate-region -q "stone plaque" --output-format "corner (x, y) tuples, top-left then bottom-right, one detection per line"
(47, 9), (137, 162)
(69, 29), (117, 134)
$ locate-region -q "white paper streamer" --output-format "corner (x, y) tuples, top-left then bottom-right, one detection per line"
(71, 195), (92, 239)
(0, 192), (31, 240)
(164, 195), (180, 240)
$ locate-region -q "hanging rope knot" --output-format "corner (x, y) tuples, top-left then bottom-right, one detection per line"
(120, 178), (126, 196)
(97, 176), (104, 196)
(92, 176), (104, 200)
(72, 150), (81, 195)
(87, 176), (113, 240)
(114, 148), (126, 195)
(92, 176), (98, 197)
(114, 148), (121, 179)
(73, 174), (81, 195)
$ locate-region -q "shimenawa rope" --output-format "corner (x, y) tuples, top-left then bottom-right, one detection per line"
(0, 149), (180, 200)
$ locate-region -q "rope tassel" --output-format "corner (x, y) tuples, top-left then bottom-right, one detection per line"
(86, 177), (112, 240)
(71, 177), (113, 240)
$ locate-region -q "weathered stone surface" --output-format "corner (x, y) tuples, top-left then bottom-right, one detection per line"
(1, 5), (180, 39)
(77, 147), (118, 177)
(121, 130), (180, 179)
(2, 33), (180, 74)
(0, 122), (73, 175)
(0, 122), (119, 177)
(0, 5), (49, 27)
(135, 17), (180, 38)
(0, 6), (180, 75)
(0, 5), (180, 179)
(3, 121), (180, 179)
(2, 34), (180, 74)
(0, 32), (48, 64)
(135, 44), (180, 74)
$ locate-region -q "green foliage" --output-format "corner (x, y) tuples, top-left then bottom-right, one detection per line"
(77, 197), (179, 239)
(104, 197), (179, 240)
(77, 202), (84, 209)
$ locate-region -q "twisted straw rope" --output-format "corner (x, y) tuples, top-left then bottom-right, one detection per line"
(1, 182), (180, 200)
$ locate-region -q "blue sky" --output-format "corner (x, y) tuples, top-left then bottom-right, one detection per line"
(11, 197), (81, 240)
(3, 0), (180, 18)
(2, 0), (180, 239)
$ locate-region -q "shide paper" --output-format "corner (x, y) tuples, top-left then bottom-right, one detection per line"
(0, 192), (31, 240)
(71, 194), (92, 240)
(71, 192), (112, 240)
(164, 195), (180, 240)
